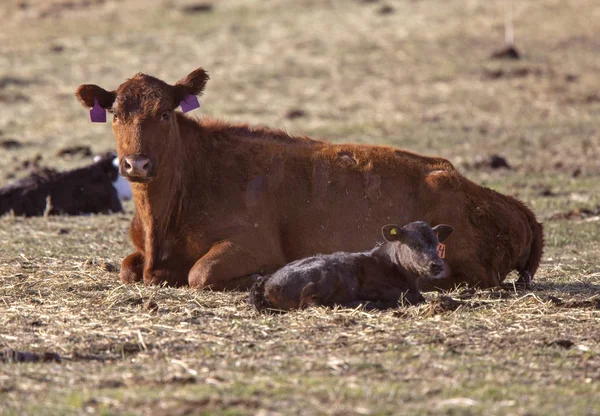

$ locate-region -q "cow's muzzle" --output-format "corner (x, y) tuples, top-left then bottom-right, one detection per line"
(429, 259), (445, 276)
(120, 154), (155, 182)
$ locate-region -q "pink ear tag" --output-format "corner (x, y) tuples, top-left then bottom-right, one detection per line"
(179, 94), (200, 113)
(437, 243), (446, 259)
(90, 97), (106, 123)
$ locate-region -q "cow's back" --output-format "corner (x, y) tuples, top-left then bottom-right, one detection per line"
(263, 254), (360, 309)
(179, 122), (540, 289)
(273, 144), (459, 260)
(260, 142), (535, 287)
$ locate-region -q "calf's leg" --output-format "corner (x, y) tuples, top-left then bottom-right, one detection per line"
(188, 240), (286, 291)
(298, 282), (320, 309)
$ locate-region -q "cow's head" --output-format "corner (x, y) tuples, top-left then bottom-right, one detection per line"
(382, 221), (453, 279)
(75, 68), (209, 183)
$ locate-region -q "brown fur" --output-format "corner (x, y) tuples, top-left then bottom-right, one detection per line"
(75, 67), (544, 291)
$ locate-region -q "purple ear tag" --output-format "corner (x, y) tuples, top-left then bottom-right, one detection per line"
(179, 94), (200, 113)
(90, 97), (106, 123)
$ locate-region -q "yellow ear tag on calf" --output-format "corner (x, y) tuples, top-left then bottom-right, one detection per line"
(437, 243), (446, 259)
(390, 228), (398, 236)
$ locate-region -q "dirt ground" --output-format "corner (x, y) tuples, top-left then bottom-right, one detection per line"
(0, 0), (599, 414)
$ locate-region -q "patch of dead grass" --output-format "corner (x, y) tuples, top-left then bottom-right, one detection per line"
(0, 0), (599, 414)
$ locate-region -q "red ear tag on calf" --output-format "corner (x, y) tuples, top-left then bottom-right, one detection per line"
(180, 94), (200, 113)
(90, 97), (106, 123)
(437, 243), (446, 259)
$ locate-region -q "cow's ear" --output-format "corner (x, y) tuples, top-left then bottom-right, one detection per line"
(382, 224), (405, 242)
(432, 224), (454, 243)
(75, 84), (115, 109)
(174, 67), (209, 97)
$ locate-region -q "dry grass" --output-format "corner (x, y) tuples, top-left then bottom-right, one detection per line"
(1, 0), (599, 414)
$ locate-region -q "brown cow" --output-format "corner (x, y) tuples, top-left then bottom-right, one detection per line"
(75, 67), (543, 291)
(249, 222), (454, 311)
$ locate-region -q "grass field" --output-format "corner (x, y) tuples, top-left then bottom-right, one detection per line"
(1, 0), (599, 414)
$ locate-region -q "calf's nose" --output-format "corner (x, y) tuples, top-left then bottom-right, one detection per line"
(429, 260), (444, 276)
(122, 155), (152, 178)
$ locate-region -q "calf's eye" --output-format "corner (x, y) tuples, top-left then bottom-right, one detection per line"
(161, 111), (170, 120)
(113, 113), (118, 121)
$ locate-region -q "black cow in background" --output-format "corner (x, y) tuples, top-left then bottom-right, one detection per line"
(0, 152), (125, 216)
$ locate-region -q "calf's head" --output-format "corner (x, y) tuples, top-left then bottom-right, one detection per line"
(382, 221), (453, 279)
(75, 68), (209, 183)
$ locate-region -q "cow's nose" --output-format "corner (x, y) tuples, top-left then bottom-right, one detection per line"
(429, 260), (444, 276)
(122, 155), (152, 178)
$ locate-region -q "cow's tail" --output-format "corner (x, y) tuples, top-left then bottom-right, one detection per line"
(517, 200), (545, 288)
(523, 217), (544, 282)
(248, 275), (274, 311)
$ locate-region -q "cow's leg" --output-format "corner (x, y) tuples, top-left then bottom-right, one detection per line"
(143, 265), (189, 287)
(122, 249), (191, 287)
(188, 240), (285, 291)
(515, 271), (532, 289)
(120, 252), (144, 283)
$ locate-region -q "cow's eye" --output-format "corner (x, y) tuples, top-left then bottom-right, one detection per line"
(161, 111), (170, 120)
(113, 113), (118, 121)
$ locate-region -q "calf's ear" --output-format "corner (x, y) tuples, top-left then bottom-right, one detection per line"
(432, 224), (454, 242)
(75, 85), (116, 109)
(175, 67), (210, 97)
(381, 224), (405, 242)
